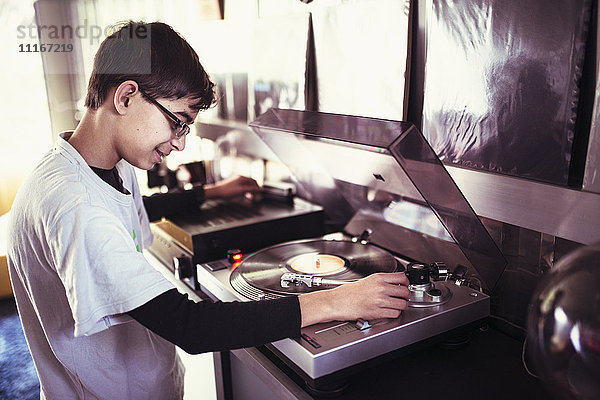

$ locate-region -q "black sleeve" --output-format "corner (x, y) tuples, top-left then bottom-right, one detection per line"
(142, 185), (205, 222)
(128, 288), (302, 354)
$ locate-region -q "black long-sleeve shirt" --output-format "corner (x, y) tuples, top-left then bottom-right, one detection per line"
(128, 289), (301, 354)
(90, 165), (302, 353)
(142, 185), (204, 222)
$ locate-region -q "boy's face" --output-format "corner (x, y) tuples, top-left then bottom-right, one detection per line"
(116, 93), (199, 170)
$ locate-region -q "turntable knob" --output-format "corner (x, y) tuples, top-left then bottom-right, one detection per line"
(406, 263), (430, 285)
(430, 262), (448, 280)
(427, 288), (444, 303)
(173, 256), (193, 280)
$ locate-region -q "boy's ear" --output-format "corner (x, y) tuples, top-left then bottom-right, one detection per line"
(113, 80), (139, 114)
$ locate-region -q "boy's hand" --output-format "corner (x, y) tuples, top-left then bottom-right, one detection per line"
(298, 272), (410, 327)
(204, 175), (261, 199)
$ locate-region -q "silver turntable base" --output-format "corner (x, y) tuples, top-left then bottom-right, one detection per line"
(196, 258), (489, 381)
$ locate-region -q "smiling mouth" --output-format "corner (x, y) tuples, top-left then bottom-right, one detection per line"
(155, 148), (167, 160)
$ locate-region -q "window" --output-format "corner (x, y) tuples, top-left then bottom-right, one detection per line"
(0, 0), (52, 215)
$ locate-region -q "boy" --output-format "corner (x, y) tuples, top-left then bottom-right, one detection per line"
(7, 21), (409, 399)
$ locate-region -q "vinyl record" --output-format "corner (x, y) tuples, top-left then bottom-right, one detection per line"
(234, 238), (398, 295)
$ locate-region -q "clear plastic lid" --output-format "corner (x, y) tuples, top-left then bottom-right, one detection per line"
(250, 108), (506, 290)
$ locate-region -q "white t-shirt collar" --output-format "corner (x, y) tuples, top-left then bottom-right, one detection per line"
(55, 130), (132, 201)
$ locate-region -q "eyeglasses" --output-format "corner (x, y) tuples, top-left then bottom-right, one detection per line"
(138, 88), (190, 138)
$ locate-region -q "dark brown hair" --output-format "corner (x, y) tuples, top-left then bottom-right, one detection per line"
(84, 21), (215, 111)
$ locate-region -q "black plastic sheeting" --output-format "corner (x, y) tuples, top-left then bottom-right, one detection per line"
(423, 0), (592, 186)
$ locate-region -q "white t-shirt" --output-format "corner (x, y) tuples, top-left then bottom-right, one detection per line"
(7, 132), (183, 399)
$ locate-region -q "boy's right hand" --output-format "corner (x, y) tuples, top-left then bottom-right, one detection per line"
(298, 272), (410, 328)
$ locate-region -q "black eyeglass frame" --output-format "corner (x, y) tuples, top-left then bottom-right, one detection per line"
(138, 88), (190, 138)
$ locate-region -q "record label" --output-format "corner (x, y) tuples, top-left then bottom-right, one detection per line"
(289, 253), (346, 274)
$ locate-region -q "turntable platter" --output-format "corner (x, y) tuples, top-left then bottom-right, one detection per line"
(232, 239), (398, 296)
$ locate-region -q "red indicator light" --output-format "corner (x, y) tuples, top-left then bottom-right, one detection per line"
(232, 261), (242, 270)
(227, 249), (243, 264)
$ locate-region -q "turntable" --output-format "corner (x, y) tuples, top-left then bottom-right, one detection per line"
(194, 109), (507, 393)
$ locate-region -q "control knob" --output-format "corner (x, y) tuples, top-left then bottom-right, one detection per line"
(405, 262), (448, 285)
